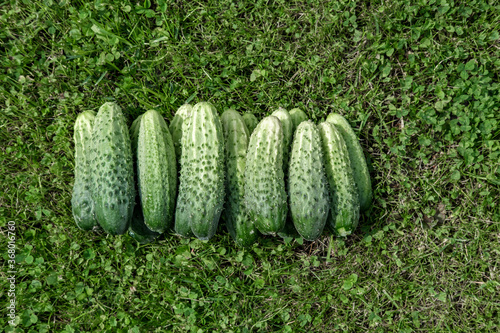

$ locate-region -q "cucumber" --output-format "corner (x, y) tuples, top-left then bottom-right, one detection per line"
(276, 220), (300, 239)
(175, 102), (225, 240)
(72, 111), (98, 230)
(221, 109), (257, 247)
(271, 108), (295, 239)
(271, 107), (293, 174)
(135, 110), (177, 233)
(91, 102), (135, 235)
(242, 113), (259, 134)
(245, 116), (287, 235)
(318, 122), (360, 236)
(130, 114), (142, 153)
(129, 114), (160, 243)
(289, 108), (308, 133)
(288, 121), (330, 241)
(169, 104), (192, 164)
(128, 205), (160, 244)
(326, 113), (372, 211)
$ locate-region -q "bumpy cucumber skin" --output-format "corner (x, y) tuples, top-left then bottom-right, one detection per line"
(326, 113), (372, 211)
(91, 102), (135, 235)
(129, 114), (159, 243)
(288, 121), (330, 241)
(318, 122), (360, 236)
(72, 111), (98, 230)
(271, 108), (297, 239)
(289, 108), (308, 133)
(271, 108), (293, 174)
(221, 109), (257, 247)
(245, 116), (287, 235)
(136, 110), (177, 233)
(175, 102), (225, 240)
(242, 113), (258, 134)
(169, 104), (192, 164)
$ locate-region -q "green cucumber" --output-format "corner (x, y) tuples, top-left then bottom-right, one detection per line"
(130, 114), (142, 153)
(288, 121), (330, 241)
(135, 110), (177, 233)
(326, 113), (372, 211)
(276, 220), (300, 239)
(128, 205), (160, 244)
(271, 107), (293, 174)
(175, 102), (225, 240)
(289, 108), (308, 133)
(72, 111), (98, 230)
(272, 108), (297, 239)
(318, 121), (360, 236)
(242, 113), (259, 134)
(169, 104), (192, 164)
(91, 102), (135, 235)
(129, 114), (159, 243)
(245, 116), (287, 235)
(221, 109), (257, 247)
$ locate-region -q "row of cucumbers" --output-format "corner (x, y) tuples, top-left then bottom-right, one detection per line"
(71, 102), (372, 246)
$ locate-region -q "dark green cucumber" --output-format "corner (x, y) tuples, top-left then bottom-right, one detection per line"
(169, 104), (192, 164)
(72, 111), (98, 230)
(326, 113), (372, 211)
(276, 220), (300, 239)
(245, 116), (287, 235)
(242, 113), (259, 134)
(289, 108), (308, 133)
(135, 110), (177, 233)
(318, 121), (360, 236)
(221, 109), (257, 247)
(91, 102), (135, 235)
(128, 205), (160, 244)
(288, 121), (330, 241)
(175, 102), (225, 240)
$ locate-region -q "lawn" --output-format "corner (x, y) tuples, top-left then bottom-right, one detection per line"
(1, 0), (499, 332)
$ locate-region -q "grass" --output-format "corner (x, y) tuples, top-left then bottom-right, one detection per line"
(1, 0), (499, 331)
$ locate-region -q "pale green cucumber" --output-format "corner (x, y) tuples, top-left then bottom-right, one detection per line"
(271, 107), (293, 174)
(221, 109), (257, 247)
(175, 102), (225, 240)
(72, 111), (98, 230)
(288, 121), (330, 241)
(242, 113), (259, 134)
(245, 116), (287, 235)
(326, 113), (372, 211)
(169, 104), (192, 164)
(318, 122), (360, 236)
(289, 108), (308, 133)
